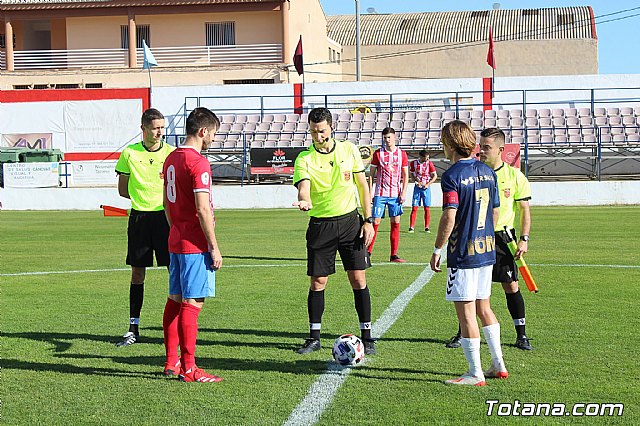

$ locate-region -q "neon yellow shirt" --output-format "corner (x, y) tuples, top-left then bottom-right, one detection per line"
(293, 140), (365, 218)
(115, 141), (174, 211)
(494, 162), (531, 230)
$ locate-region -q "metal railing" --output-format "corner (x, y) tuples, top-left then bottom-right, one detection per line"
(9, 44), (282, 70)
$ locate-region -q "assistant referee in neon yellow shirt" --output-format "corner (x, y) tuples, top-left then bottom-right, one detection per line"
(114, 108), (174, 347)
(292, 107), (377, 356)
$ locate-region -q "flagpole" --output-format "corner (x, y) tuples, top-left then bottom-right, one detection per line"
(148, 68), (153, 107)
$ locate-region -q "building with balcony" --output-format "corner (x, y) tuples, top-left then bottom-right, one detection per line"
(0, 0), (342, 89)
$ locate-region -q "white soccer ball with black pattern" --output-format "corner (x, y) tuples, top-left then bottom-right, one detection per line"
(332, 334), (365, 366)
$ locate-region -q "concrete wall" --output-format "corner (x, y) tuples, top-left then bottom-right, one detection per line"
(340, 39), (598, 81)
(1, 181), (639, 210)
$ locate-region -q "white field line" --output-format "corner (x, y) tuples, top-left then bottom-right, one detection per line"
(283, 264), (441, 426)
(1, 262), (638, 278)
(0, 262), (428, 277)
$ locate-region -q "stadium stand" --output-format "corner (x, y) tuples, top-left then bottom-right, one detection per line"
(196, 107), (640, 153)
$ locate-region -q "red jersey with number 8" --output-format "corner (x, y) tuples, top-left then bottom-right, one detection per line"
(163, 146), (214, 254)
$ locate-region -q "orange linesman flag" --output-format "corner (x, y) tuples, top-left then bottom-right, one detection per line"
(101, 205), (129, 217)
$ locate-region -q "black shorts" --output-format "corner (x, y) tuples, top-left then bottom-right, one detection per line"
(493, 230), (519, 283)
(126, 209), (170, 267)
(306, 209), (371, 277)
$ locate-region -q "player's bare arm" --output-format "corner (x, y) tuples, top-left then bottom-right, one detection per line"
(293, 179), (313, 211)
(162, 188), (173, 227)
(117, 174), (130, 199)
(195, 191), (222, 270)
(428, 170), (438, 187)
(430, 207), (456, 272)
(355, 171), (375, 247)
(516, 200), (531, 258)
(399, 165), (409, 203)
(368, 165), (377, 203)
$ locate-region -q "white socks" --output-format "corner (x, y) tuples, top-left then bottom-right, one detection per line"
(460, 337), (483, 378)
(482, 322), (506, 370)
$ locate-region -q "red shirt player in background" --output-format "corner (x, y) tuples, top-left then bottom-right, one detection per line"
(162, 107), (224, 383)
(368, 127), (409, 262)
(408, 149), (437, 233)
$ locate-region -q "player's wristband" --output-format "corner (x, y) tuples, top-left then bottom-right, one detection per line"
(433, 247), (442, 256)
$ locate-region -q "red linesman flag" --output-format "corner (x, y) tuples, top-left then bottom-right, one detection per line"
(487, 27), (496, 69)
(293, 35), (304, 76)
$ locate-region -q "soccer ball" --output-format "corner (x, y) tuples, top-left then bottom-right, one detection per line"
(332, 334), (365, 366)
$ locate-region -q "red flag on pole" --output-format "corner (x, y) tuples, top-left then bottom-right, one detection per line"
(487, 27), (496, 69)
(293, 35), (304, 76)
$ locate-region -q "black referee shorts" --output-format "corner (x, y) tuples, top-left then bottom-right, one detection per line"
(126, 209), (170, 267)
(493, 230), (519, 283)
(306, 209), (371, 277)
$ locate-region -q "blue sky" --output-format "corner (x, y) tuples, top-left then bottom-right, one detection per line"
(319, 1), (639, 75)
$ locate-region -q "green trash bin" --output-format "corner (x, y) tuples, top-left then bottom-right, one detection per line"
(0, 147), (29, 163)
(18, 149), (64, 163)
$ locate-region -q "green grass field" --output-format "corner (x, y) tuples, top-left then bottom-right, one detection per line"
(1, 206), (639, 425)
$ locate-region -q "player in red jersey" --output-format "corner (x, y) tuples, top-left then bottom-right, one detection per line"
(368, 127), (409, 262)
(162, 107), (223, 383)
(408, 149), (437, 233)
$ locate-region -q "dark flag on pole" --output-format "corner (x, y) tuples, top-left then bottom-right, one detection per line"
(486, 27), (496, 69)
(293, 35), (304, 76)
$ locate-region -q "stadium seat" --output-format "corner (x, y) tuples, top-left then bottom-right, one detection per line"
(427, 137), (440, 146)
(594, 116), (607, 127)
(551, 109), (565, 118)
(568, 134), (582, 144)
(390, 120), (403, 130)
(484, 118), (497, 128)
(375, 121), (389, 131)
(566, 117), (579, 127)
(245, 123), (257, 132)
(349, 121), (362, 131)
(510, 109), (523, 119)
(627, 134), (640, 142)
(404, 111), (417, 121)
(247, 114), (261, 123)
(583, 134), (596, 144)
(607, 107), (620, 117)
(296, 122), (309, 132)
(471, 110), (484, 120)
(459, 110), (472, 120)
(417, 111), (430, 121)
(263, 140), (276, 148)
(413, 136), (428, 147)
(511, 117), (524, 128)
(257, 122), (271, 132)
(622, 115), (636, 127)
(362, 121), (376, 132)
(430, 111), (443, 120)
(525, 109), (538, 119)
(634, 107), (640, 117)
(565, 108), (578, 118)
(271, 122), (284, 132)
(231, 123), (244, 132)
(538, 109), (551, 119)
(335, 121), (349, 131)
(262, 114), (275, 123)
(391, 112), (404, 121)
(364, 112), (377, 122)
(235, 115), (248, 124)
(620, 107), (634, 116)
(286, 114), (299, 124)
(290, 140), (304, 147)
(335, 131), (347, 140)
(496, 110), (510, 119)
(221, 115), (235, 124)
(378, 112), (390, 122)
(470, 118), (483, 130)
(484, 110), (497, 120)
(578, 108), (592, 118)
(273, 114), (287, 123)
(525, 117), (538, 128)
(403, 121), (416, 131)
(351, 113), (365, 122)
(283, 122), (297, 132)
(497, 118), (510, 129)
(219, 123), (232, 133)
(250, 140), (263, 148)
(612, 134), (626, 144)
(593, 108), (606, 117)
(526, 134), (540, 144)
(609, 116), (622, 127)
(511, 136), (524, 144)
(443, 110), (457, 120)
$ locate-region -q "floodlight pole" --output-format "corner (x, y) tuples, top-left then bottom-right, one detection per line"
(355, 0), (361, 81)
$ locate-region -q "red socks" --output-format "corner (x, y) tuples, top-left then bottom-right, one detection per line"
(178, 302), (201, 371)
(369, 223), (380, 253)
(424, 207), (431, 229)
(162, 298), (181, 366)
(390, 222), (400, 256)
(410, 206), (418, 228)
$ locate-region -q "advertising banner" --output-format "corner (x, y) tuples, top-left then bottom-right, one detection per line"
(251, 147), (305, 175)
(1, 133), (52, 149)
(3, 162), (59, 188)
(69, 160), (118, 187)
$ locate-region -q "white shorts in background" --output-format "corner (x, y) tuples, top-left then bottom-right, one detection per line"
(445, 265), (493, 302)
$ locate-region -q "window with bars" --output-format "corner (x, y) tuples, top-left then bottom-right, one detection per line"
(0, 33), (16, 49)
(120, 25), (151, 49)
(206, 22), (236, 46)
